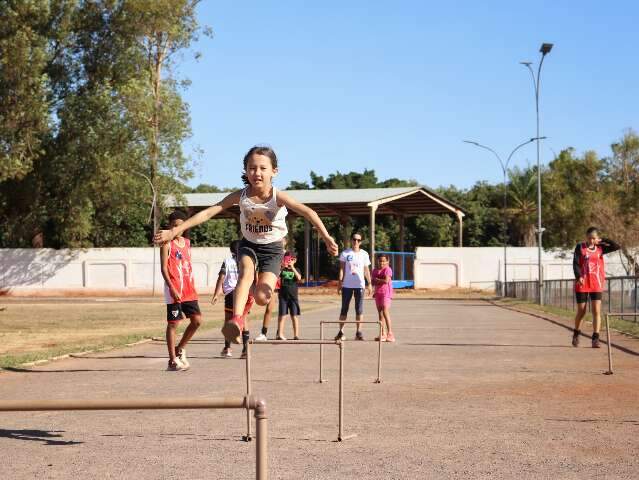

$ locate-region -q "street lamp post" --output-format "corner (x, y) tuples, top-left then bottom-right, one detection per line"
(463, 138), (545, 296)
(131, 171), (158, 297)
(521, 42), (553, 305)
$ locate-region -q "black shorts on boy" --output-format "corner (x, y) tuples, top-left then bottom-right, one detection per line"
(279, 294), (301, 316)
(166, 300), (201, 322)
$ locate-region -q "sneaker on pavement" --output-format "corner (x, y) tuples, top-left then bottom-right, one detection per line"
(293, 336), (300, 341)
(374, 334), (387, 342)
(222, 315), (243, 344)
(167, 358), (187, 371)
(220, 347), (232, 358)
(355, 331), (365, 341)
(176, 348), (189, 368)
(240, 350), (247, 359)
(275, 334), (287, 341)
(386, 332), (396, 343)
(334, 331), (344, 341)
(592, 333), (601, 348)
(572, 330), (580, 347)
(254, 333), (268, 342)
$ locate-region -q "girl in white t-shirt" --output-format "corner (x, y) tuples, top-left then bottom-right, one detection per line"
(155, 145), (338, 344)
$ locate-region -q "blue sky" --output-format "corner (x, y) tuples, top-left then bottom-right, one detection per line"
(177, 0), (639, 190)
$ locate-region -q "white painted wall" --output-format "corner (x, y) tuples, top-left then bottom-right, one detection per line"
(414, 247), (631, 289)
(0, 248), (229, 295)
(0, 246), (632, 295)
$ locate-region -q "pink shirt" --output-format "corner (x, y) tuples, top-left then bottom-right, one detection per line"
(372, 266), (393, 299)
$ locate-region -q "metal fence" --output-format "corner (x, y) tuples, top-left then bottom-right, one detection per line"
(499, 276), (639, 318)
(375, 251), (415, 288)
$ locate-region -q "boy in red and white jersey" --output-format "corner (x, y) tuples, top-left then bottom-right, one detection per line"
(572, 227), (620, 348)
(161, 210), (203, 371)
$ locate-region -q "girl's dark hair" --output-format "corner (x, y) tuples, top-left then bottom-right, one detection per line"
(586, 226), (599, 236)
(168, 210), (188, 222)
(377, 253), (389, 260)
(241, 146), (278, 186)
(230, 239), (240, 253)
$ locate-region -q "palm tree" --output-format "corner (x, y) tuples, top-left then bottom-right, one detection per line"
(507, 166), (537, 246)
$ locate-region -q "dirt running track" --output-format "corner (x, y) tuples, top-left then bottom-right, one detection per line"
(1, 299), (638, 479)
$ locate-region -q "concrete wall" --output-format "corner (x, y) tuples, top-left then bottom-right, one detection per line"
(414, 247), (631, 289)
(0, 248), (229, 296)
(0, 246), (632, 295)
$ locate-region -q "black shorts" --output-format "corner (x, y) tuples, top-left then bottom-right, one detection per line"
(224, 292), (234, 312)
(166, 300), (201, 322)
(575, 291), (603, 303)
(238, 238), (284, 276)
(279, 294), (301, 316)
(340, 287), (364, 316)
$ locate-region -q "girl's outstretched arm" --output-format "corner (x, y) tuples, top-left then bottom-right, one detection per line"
(277, 191), (338, 256)
(154, 191), (241, 244)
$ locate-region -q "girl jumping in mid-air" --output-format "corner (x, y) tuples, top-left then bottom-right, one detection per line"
(155, 146), (338, 344)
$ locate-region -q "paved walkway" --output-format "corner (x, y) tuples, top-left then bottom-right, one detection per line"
(1, 299), (638, 479)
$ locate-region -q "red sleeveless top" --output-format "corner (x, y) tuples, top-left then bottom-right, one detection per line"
(574, 243), (605, 293)
(163, 238), (198, 303)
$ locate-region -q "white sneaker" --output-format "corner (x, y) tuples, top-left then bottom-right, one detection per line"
(176, 348), (189, 368)
(167, 358), (187, 371)
(220, 347), (232, 358)
(254, 333), (268, 342)
(276, 334), (287, 341)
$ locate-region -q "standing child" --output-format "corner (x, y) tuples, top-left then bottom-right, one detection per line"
(276, 252), (302, 340)
(160, 210), (203, 371)
(571, 227), (620, 348)
(372, 254), (395, 342)
(155, 146), (338, 344)
(211, 240), (254, 358)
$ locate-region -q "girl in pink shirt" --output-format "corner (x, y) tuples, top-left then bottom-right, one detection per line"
(372, 254), (395, 342)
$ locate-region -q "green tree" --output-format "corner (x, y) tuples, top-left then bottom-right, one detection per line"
(0, 1), (50, 182)
(507, 166), (538, 247)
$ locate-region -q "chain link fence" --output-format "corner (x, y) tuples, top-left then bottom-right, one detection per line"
(497, 276), (639, 320)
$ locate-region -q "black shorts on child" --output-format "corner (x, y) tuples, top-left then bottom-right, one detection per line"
(166, 300), (201, 322)
(238, 238), (284, 275)
(279, 293), (301, 316)
(224, 292), (234, 311)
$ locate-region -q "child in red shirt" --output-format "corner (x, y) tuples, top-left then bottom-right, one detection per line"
(372, 254), (395, 342)
(160, 210), (203, 371)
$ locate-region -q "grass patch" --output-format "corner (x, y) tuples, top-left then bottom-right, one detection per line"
(498, 298), (639, 338)
(0, 297), (335, 369)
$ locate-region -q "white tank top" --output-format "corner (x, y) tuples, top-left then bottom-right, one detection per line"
(239, 186), (288, 244)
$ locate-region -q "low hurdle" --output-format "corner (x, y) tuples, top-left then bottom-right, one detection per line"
(0, 396), (268, 479)
(319, 321), (383, 384)
(603, 313), (639, 375)
(244, 339), (354, 442)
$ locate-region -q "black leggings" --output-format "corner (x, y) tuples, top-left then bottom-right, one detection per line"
(340, 287), (364, 316)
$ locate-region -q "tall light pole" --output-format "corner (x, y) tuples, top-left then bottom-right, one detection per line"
(131, 171), (158, 296)
(463, 137), (545, 295)
(521, 42), (553, 305)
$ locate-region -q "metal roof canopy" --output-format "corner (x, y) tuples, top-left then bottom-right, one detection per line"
(167, 187), (466, 220)
(167, 187), (466, 284)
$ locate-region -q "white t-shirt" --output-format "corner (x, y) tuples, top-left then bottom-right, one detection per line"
(340, 248), (371, 289)
(219, 256), (239, 295)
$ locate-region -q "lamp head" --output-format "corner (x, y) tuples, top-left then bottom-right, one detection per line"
(540, 43), (553, 55)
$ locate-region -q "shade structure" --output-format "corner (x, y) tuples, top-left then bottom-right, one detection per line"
(165, 187), (467, 284)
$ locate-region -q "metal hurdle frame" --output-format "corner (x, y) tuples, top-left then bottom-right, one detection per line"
(0, 396), (268, 480)
(603, 313), (639, 375)
(318, 321), (383, 384)
(244, 339), (355, 442)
